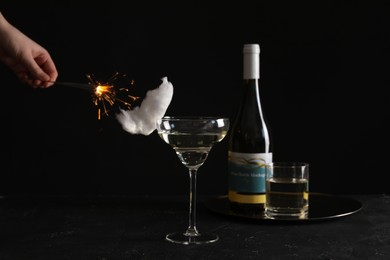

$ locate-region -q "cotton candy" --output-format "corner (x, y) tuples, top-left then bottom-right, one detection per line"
(116, 77), (174, 135)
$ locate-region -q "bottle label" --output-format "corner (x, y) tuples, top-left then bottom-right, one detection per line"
(228, 152), (272, 193)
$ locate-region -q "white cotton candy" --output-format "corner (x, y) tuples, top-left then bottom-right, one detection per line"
(116, 77), (174, 135)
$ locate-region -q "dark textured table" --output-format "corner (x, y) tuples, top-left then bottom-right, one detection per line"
(0, 194), (389, 259)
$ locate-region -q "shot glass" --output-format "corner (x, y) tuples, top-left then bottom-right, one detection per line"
(265, 162), (309, 219)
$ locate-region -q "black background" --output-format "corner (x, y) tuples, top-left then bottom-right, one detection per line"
(1, 1), (389, 196)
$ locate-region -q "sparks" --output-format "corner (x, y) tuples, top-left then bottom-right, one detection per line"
(86, 72), (140, 120)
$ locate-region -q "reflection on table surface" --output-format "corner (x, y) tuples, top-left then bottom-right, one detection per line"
(0, 194), (389, 259)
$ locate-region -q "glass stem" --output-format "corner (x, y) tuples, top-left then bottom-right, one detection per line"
(186, 168), (199, 236)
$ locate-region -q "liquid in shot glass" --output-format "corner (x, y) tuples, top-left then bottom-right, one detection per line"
(265, 162), (309, 219)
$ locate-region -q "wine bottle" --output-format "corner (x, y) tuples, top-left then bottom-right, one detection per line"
(228, 43), (273, 210)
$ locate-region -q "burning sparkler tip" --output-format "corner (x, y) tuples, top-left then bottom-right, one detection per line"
(86, 72), (140, 120)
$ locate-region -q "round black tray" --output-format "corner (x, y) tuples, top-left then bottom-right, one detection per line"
(204, 193), (362, 222)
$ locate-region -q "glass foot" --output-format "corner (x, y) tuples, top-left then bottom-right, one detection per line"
(165, 232), (219, 245)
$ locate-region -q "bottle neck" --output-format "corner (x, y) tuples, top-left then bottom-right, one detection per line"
(243, 46), (260, 80)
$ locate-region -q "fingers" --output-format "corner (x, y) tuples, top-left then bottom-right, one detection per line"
(17, 72), (43, 88)
(22, 54), (58, 88)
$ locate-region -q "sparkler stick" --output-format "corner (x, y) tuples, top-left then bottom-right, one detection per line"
(51, 81), (94, 91)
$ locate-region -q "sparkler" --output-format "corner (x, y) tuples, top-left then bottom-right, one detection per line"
(53, 72), (140, 120)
